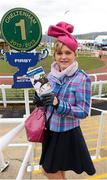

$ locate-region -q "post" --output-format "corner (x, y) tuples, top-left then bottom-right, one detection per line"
(98, 81), (103, 97)
(95, 111), (105, 158)
(24, 89), (30, 117)
(1, 84), (7, 108)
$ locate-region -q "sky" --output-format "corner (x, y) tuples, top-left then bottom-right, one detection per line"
(0, 0), (107, 35)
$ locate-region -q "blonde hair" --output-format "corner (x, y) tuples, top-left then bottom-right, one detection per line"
(53, 40), (77, 57)
(53, 40), (64, 56)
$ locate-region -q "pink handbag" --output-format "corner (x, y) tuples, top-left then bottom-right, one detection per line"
(25, 107), (46, 143)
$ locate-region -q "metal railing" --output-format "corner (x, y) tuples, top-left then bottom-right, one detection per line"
(91, 101), (107, 158)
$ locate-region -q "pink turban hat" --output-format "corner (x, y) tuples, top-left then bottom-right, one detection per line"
(48, 22), (78, 52)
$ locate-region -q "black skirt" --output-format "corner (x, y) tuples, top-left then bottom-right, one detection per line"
(39, 126), (96, 175)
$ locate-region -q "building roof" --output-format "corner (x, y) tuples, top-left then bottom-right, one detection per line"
(95, 35), (107, 45)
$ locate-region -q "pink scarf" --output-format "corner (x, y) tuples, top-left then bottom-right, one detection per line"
(50, 60), (78, 78)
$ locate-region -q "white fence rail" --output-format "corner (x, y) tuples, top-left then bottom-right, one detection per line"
(0, 73), (107, 105)
(0, 78), (107, 118)
(0, 84), (32, 116)
(91, 105), (107, 159)
(89, 72), (107, 81)
(91, 80), (107, 97)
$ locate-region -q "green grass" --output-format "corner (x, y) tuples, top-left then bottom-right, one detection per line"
(0, 60), (18, 74)
(35, 56), (53, 74)
(0, 54), (105, 74)
(77, 56), (104, 71)
(33, 55), (104, 73)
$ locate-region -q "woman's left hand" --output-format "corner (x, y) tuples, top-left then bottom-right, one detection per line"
(53, 96), (59, 106)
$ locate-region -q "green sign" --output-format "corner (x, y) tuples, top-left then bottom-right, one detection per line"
(1, 8), (42, 51)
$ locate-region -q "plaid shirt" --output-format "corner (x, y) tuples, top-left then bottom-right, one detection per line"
(46, 69), (91, 132)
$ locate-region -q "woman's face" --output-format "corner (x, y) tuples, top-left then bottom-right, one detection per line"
(54, 44), (76, 71)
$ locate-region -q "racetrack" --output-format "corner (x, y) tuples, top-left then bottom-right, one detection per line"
(87, 56), (107, 81)
(0, 56), (107, 85)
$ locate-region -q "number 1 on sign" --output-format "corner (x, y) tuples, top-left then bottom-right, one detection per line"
(15, 19), (26, 40)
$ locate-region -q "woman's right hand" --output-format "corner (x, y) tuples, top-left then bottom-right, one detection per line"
(33, 91), (43, 107)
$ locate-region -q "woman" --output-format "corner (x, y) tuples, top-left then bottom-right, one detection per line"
(33, 22), (96, 179)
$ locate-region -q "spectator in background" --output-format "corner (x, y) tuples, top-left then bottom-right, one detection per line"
(98, 48), (103, 59)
